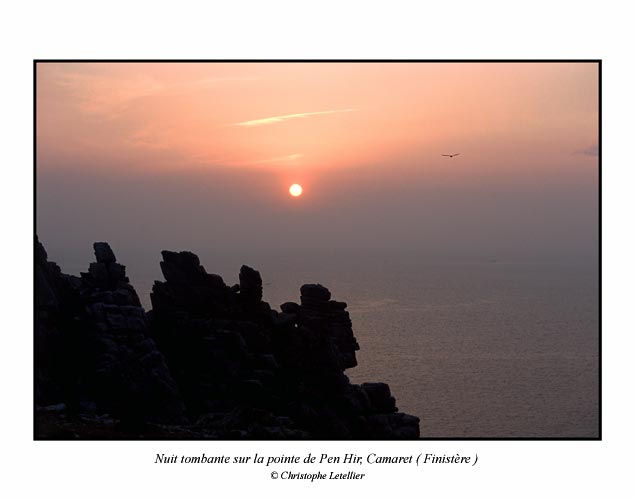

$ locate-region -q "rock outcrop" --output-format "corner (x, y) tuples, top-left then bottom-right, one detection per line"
(35, 238), (420, 439)
(35, 239), (184, 428)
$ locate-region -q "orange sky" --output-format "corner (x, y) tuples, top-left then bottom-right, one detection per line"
(37, 62), (598, 191)
(36, 62), (599, 266)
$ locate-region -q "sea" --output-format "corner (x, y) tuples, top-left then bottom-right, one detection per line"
(59, 252), (599, 438)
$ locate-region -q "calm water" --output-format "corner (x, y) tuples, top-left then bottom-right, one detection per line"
(59, 253), (599, 438)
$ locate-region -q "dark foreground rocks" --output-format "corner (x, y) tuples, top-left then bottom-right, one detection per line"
(35, 238), (420, 439)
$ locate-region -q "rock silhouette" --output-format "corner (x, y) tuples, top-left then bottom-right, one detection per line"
(35, 238), (420, 439)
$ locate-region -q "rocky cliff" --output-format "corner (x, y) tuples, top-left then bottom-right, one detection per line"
(35, 238), (420, 439)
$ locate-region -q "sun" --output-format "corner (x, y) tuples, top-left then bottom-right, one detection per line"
(289, 184), (303, 197)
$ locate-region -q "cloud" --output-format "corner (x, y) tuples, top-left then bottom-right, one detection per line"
(47, 67), (261, 120)
(50, 71), (164, 119)
(233, 108), (355, 127)
(574, 144), (599, 157)
(249, 153), (304, 165)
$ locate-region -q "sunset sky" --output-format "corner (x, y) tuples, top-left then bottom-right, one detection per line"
(36, 62), (599, 267)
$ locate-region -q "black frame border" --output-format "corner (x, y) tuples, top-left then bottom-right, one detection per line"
(34, 59), (602, 441)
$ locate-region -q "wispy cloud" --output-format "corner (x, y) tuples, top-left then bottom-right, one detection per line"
(186, 152), (304, 168)
(49, 69), (261, 120)
(233, 108), (355, 127)
(573, 144), (599, 157)
(249, 153), (304, 165)
(51, 71), (164, 119)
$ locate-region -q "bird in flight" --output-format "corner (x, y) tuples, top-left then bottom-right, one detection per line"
(441, 153), (461, 158)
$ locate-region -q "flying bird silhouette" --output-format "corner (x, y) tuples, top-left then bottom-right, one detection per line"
(441, 153), (461, 158)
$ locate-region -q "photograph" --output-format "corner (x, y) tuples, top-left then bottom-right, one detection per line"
(34, 61), (599, 440)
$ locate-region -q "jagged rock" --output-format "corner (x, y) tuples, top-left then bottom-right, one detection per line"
(93, 242), (117, 263)
(362, 382), (397, 413)
(239, 265), (263, 304)
(273, 312), (296, 328)
(160, 250), (207, 285)
(301, 284), (331, 301)
(299, 283), (331, 311)
(40, 403), (67, 413)
(35, 239), (420, 439)
(280, 302), (300, 314)
(329, 300), (347, 310)
(88, 262), (108, 284)
(35, 236), (82, 406)
(36, 238), (184, 427)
